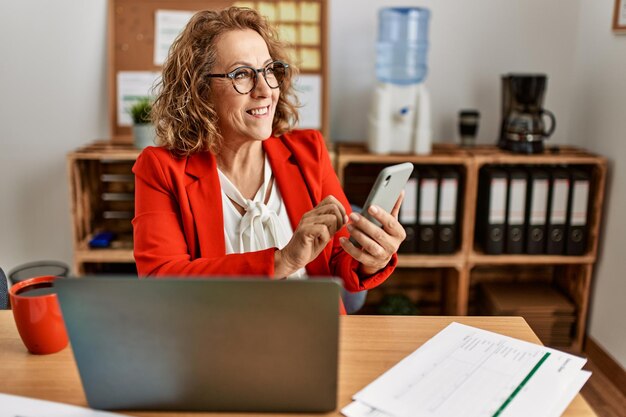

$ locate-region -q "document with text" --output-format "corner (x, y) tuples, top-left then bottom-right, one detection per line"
(342, 322), (590, 417)
(0, 393), (131, 417)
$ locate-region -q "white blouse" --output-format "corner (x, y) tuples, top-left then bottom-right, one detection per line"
(217, 155), (307, 279)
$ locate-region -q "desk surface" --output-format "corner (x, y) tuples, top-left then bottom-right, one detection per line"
(0, 312), (596, 417)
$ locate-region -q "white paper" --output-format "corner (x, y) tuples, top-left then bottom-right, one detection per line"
(352, 322), (590, 417)
(498, 347), (587, 417)
(342, 369), (590, 417)
(547, 370), (591, 417)
(342, 400), (394, 417)
(0, 393), (130, 417)
(293, 74), (322, 129)
(154, 10), (195, 66)
(116, 71), (161, 127)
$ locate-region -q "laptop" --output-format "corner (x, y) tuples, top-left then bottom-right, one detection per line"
(55, 277), (341, 413)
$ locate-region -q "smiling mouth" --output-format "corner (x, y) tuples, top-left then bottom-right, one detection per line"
(246, 105), (269, 116)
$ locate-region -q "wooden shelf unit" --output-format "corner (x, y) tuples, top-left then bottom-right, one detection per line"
(67, 141), (140, 274)
(335, 143), (607, 351)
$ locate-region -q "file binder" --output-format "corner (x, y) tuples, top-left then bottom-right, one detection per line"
(398, 168), (418, 254)
(478, 167), (508, 255)
(505, 169), (528, 254)
(566, 169), (590, 256)
(437, 169), (459, 254)
(417, 169), (439, 254)
(525, 169), (549, 254)
(547, 169), (570, 255)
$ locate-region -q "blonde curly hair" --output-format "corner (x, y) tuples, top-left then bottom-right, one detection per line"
(151, 7), (299, 156)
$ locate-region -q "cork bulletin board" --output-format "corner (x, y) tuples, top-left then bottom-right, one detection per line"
(108, 0), (328, 143)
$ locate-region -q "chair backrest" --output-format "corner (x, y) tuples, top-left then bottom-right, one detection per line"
(0, 267), (9, 310)
(8, 260), (70, 284)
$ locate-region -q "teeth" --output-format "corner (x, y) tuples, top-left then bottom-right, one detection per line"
(249, 106), (268, 116)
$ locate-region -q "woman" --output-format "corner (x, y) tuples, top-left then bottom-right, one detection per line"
(132, 7), (406, 314)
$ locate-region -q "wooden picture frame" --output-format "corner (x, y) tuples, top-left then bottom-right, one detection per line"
(613, 0), (626, 33)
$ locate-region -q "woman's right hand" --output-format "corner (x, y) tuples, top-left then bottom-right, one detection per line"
(274, 196), (348, 278)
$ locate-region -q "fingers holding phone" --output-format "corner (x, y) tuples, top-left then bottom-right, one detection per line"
(276, 195), (347, 277)
(340, 192), (407, 274)
(340, 162), (413, 274)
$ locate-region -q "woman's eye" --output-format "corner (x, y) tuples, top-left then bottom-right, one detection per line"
(233, 70), (252, 80)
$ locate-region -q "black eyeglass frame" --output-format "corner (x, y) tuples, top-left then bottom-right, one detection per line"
(207, 60), (290, 95)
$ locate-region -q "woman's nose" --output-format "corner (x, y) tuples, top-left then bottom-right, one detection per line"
(250, 72), (272, 97)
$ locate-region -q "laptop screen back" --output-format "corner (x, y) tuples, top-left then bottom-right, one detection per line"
(55, 277), (340, 412)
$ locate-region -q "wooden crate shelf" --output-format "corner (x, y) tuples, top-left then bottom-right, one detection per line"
(469, 251), (596, 266)
(397, 254), (464, 268)
(69, 140), (141, 160)
(468, 264), (589, 350)
(335, 143), (607, 351)
(67, 143), (139, 275)
(358, 267), (463, 316)
(75, 248), (135, 264)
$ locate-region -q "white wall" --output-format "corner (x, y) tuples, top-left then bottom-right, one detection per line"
(330, 0), (580, 144)
(570, 0), (626, 367)
(0, 1), (109, 271)
(0, 0), (624, 365)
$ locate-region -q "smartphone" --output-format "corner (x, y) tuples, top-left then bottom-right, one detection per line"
(350, 162), (414, 246)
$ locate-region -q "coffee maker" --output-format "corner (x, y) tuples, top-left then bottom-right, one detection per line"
(498, 74), (556, 154)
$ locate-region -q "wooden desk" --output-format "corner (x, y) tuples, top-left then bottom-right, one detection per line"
(0, 312), (595, 416)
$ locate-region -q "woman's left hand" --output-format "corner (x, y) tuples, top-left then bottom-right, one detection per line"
(340, 191), (406, 276)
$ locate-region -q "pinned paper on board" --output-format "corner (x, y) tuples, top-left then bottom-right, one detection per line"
(293, 74), (322, 129)
(154, 10), (195, 65)
(116, 71), (161, 127)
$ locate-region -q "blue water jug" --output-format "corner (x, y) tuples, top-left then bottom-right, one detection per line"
(376, 7), (431, 85)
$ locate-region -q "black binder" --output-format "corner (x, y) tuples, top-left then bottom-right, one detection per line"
(417, 169), (439, 254)
(547, 168), (570, 255)
(525, 168), (550, 254)
(505, 169), (528, 254)
(398, 167), (418, 254)
(478, 167), (508, 255)
(437, 168), (460, 254)
(566, 169), (591, 256)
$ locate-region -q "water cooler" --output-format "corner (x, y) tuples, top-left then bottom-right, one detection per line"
(368, 7), (432, 155)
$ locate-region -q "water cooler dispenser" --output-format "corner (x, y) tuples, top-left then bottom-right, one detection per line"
(368, 7), (432, 155)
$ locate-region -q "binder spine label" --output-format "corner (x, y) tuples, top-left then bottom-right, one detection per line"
(400, 178), (418, 224)
(509, 179), (527, 225)
(550, 179), (569, 223)
(489, 178), (507, 224)
(571, 181), (589, 226)
(419, 179), (437, 224)
(530, 179), (549, 225)
(439, 178), (458, 224)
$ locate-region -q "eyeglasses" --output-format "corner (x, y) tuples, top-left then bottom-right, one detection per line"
(207, 60), (289, 95)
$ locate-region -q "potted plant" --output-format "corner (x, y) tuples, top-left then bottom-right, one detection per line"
(129, 98), (155, 149)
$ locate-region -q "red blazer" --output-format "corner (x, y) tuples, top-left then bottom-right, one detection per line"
(132, 129), (397, 313)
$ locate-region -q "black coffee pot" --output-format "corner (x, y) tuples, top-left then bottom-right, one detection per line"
(498, 74), (556, 154)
